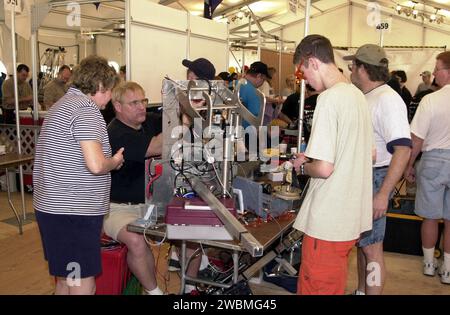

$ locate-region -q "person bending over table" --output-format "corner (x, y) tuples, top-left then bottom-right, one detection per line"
(33, 55), (124, 295)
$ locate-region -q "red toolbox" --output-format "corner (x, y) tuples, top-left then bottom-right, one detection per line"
(95, 242), (131, 295)
(165, 197), (237, 241)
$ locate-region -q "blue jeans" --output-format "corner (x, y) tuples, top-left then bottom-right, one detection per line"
(358, 167), (389, 248)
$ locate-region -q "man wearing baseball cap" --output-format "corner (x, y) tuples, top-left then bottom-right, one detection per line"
(239, 61), (271, 129)
(415, 70), (432, 97)
(345, 44), (411, 295)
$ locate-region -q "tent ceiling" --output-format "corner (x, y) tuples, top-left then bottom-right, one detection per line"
(160, 0), (450, 38)
(28, 0), (450, 39)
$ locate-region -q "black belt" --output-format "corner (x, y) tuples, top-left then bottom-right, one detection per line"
(374, 165), (389, 170)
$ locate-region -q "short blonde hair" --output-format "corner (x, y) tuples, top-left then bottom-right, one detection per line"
(112, 81), (145, 104)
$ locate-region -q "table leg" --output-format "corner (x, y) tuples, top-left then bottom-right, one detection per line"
(19, 165), (26, 221)
(5, 168), (23, 234)
(233, 250), (239, 284)
(179, 240), (187, 295)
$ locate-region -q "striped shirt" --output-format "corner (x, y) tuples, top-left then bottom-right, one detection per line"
(33, 87), (112, 216)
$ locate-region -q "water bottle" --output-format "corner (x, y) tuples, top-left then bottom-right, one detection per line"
(300, 137), (307, 153)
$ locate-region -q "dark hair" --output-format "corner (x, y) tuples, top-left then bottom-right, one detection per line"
(58, 65), (71, 74)
(293, 34), (335, 66)
(17, 64), (29, 73)
(305, 84), (315, 92)
(354, 59), (390, 82)
(393, 70), (407, 83)
(120, 65), (126, 73)
(387, 76), (401, 95)
(437, 51), (450, 69)
(218, 71), (229, 81)
(71, 55), (118, 95)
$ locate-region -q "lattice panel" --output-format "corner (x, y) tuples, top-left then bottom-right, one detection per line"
(0, 125), (41, 174)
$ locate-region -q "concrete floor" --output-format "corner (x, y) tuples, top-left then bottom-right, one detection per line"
(0, 191), (449, 295)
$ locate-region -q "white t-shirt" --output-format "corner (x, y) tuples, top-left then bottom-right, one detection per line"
(411, 84), (450, 151)
(366, 84), (411, 167)
(258, 80), (271, 96)
(293, 82), (374, 242)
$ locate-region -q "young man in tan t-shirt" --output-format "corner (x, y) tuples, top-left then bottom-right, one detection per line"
(292, 35), (374, 295)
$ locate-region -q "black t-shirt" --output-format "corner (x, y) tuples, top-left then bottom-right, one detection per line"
(281, 92), (318, 121)
(108, 113), (162, 204)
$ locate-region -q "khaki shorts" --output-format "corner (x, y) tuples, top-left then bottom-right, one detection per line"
(415, 149), (450, 220)
(103, 203), (146, 241)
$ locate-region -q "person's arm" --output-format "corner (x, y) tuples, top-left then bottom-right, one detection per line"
(403, 133), (424, 183)
(145, 133), (163, 157)
(292, 153), (334, 179)
(80, 141), (124, 175)
(373, 145), (411, 219)
(43, 87), (53, 110)
(277, 112), (293, 124)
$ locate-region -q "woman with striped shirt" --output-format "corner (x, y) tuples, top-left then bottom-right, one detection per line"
(33, 55), (124, 295)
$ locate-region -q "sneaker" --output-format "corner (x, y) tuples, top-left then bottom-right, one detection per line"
(168, 258), (181, 271)
(349, 289), (365, 295)
(423, 260), (438, 276)
(438, 266), (450, 284)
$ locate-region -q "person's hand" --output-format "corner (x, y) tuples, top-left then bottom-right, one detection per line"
(404, 165), (415, 183)
(373, 191), (389, 220)
(292, 153), (308, 173)
(112, 147), (125, 170)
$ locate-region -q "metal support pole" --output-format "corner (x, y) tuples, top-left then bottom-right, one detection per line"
(186, 12), (191, 59)
(226, 23), (230, 70)
(10, 3), (27, 222)
(125, 0), (131, 81)
(297, 0), (311, 150)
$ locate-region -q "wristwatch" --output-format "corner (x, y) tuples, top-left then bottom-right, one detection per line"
(300, 164), (305, 176)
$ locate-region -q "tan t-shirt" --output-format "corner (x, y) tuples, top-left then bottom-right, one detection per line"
(410, 84), (450, 151)
(43, 79), (68, 110)
(1, 77), (32, 110)
(293, 82), (374, 242)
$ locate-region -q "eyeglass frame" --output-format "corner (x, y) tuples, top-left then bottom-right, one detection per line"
(124, 98), (149, 107)
(433, 67), (450, 74)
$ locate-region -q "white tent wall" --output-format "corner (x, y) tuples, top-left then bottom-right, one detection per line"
(37, 29), (91, 68)
(13, 29), (95, 74)
(279, 5), (450, 47)
(96, 35), (125, 68)
(229, 48), (259, 72)
(129, 0), (228, 104)
(0, 24), (13, 74)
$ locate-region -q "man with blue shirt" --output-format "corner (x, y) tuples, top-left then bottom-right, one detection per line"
(239, 61), (270, 129)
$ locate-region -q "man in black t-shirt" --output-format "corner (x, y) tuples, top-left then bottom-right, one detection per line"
(104, 81), (164, 295)
(278, 84), (318, 142)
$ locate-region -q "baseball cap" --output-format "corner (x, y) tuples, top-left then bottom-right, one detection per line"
(343, 44), (388, 67)
(420, 71), (431, 76)
(247, 61), (271, 79)
(182, 58), (216, 80)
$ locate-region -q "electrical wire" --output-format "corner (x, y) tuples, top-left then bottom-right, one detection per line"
(143, 225), (166, 247)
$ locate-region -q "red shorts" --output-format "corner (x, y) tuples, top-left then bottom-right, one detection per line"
(297, 234), (356, 295)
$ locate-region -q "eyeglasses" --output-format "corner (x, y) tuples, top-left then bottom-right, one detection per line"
(295, 59), (305, 80)
(126, 98), (149, 107)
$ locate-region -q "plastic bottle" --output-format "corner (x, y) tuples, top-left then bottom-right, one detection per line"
(300, 137), (307, 153)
